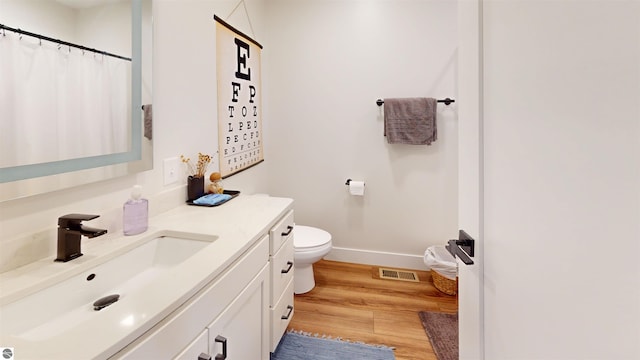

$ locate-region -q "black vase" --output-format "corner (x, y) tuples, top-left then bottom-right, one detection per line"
(187, 176), (205, 201)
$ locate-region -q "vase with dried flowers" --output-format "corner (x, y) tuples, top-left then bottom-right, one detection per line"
(181, 153), (212, 201)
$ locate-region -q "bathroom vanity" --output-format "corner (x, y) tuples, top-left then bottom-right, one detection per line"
(0, 194), (294, 360)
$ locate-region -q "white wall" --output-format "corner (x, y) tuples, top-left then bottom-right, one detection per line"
(151, 0), (269, 196)
(77, 1), (131, 56)
(1, 0), (457, 272)
(0, 0), (130, 54)
(0, 0), (270, 272)
(0, 0), (76, 41)
(482, 1), (640, 358)
(265, 0), (459, 268)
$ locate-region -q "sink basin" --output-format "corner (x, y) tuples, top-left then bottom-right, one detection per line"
(0, 232), (217, 341)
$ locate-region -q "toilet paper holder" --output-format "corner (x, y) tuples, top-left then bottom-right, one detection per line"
(345, 179), (366, 196)
(345, 179), (364, 186)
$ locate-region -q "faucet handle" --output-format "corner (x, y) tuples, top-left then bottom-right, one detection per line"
(58, 214), (100, 228)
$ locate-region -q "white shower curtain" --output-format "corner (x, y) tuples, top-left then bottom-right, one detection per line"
(0, 32), (131, 168)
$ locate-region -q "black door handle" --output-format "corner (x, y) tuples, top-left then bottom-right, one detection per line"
(446, 230), (475, 265)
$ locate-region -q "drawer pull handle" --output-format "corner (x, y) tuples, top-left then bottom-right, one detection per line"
(198, 353), (212, 360)
(281, 305), (294, 320)
(214, 335), (227, 360)
(281, 225), (293, 237)
(281, 261), (294, 274)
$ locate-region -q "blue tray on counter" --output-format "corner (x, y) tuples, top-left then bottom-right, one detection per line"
(186, 190), (240, 207)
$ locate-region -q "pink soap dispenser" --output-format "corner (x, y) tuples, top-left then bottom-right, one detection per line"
(123, 185), (148, 236)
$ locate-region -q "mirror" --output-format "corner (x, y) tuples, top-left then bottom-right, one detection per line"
(0, 0), (152, 202)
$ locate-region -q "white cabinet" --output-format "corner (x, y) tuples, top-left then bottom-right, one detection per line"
(109, 204), (294, 360)
(268, 210), (295, 351)
(112, 236), (270, 360)
(206, 265), (268, 360)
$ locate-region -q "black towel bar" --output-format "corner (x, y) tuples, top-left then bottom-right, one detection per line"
(376, 98), (455, 106)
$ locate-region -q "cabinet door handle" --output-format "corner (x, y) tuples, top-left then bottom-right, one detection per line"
(198, 353), (212, 360)
(214, 335), (227, 360)
(281, 261), (294, 274)
(281, 305), (294, 320)
(281, 225), (293, 237)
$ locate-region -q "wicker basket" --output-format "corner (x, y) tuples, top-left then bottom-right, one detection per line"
(431, 270), (457, 296)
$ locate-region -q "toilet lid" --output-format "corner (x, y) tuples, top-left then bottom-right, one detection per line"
(295, 225), (332, 249)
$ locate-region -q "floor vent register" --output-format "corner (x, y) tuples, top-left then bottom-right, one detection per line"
(378, 268), (420, 282)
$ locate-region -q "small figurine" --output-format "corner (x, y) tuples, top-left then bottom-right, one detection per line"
(208, 172), (224, 194)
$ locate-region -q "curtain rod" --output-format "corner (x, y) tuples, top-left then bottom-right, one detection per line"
(0, 24), (132, 61)
(376, 98), (455, 106)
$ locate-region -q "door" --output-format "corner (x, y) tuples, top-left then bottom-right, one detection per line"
(481, 0), (639, 358)
(457, 1), (484, 359)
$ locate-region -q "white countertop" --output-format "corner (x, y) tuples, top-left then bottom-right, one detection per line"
(0, 194), (293, 360)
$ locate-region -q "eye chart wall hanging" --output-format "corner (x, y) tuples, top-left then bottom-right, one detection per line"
(215, 15), (263, 178)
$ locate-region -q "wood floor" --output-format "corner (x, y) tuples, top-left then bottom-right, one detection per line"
(287, 260), (458, 360)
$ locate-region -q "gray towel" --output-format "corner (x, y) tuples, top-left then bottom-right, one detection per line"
(383, 97), (437, 145)
(142, 104), (152, 140)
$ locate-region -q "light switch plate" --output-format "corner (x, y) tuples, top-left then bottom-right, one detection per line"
(163, 157), (180, 185)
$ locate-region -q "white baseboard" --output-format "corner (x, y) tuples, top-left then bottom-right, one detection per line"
(323, 246), (428, 271)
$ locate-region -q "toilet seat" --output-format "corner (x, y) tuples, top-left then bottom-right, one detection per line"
(294, 225), (331, 250)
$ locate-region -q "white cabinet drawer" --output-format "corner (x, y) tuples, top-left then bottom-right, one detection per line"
(270, 279), (294, 352)
(270, 237), (294, 305)
(269, 210), (294, 255)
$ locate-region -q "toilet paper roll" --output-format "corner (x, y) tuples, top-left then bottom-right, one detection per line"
(348, 180), (365, 196)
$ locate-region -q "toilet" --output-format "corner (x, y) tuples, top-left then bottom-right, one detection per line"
(293, 225), (332, 294)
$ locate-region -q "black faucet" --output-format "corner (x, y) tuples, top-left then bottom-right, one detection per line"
(55, 214), (107, 262)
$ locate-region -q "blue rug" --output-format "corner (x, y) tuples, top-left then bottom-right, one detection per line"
(271, 331), (396, 360)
